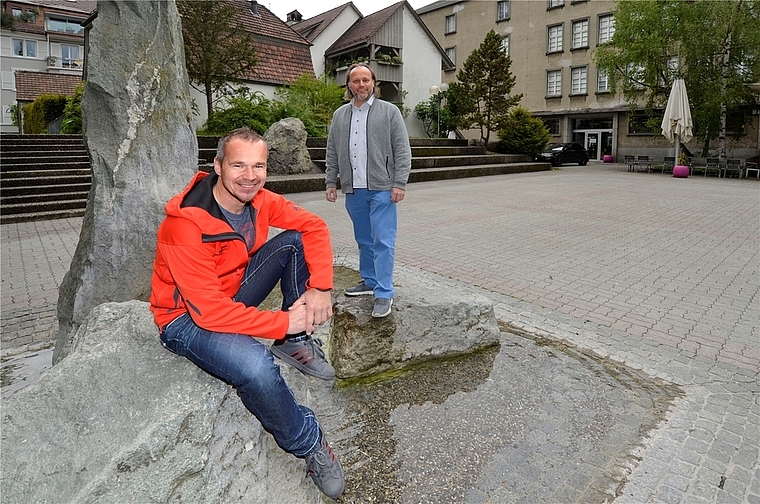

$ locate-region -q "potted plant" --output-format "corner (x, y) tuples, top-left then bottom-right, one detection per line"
(673, 151), (690, 178)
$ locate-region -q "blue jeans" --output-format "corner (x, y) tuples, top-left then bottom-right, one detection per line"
(159, 230), (320, 457)
(345, 188), (397, 299)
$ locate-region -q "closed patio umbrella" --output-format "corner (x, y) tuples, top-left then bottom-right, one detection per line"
(660, 78), (693, 161)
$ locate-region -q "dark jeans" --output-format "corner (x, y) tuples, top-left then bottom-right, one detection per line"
(159, 230), (320, 457)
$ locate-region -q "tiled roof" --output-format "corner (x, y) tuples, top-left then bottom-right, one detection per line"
(326, 1), (403, 55)
(184, 0), (314, 85)
(228, 0), (309, 45)
(247, 38), (316, 84)
(14, 70), (82, 102)
(291, 2), (359, 43)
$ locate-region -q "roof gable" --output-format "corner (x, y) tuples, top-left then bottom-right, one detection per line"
(326, 1), (404, 55)
(291, 2), (361, 43)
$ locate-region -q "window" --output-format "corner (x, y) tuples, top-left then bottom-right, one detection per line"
(445, 14), (456, 34)
(61, 44), (81, 68)
(547, 24), (563, 53)
(543, 118), (560, 135)
(628, 113), (659, 135)
(11, 39), (37, 58)
(25, 9), (36, 22)
(547, 70), (562, 97)
(501, 35), (509, 56)
(598, 14), (615, 44)
(571, 66), (587, 94)
(445, 47), (456, 66)
(497, 1), (510, 21)
(46, 17), (84, 35)
(549, 0), (564, 8)
(572, 19), (589, 49)
(11, 7), (21, 18)
(597, 68), (610, 92)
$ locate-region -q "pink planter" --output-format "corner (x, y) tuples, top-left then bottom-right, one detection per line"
(673, 165), (689, 178)
(602, 155), (613, 163)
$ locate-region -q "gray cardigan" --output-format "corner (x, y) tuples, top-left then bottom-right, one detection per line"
(324, 98), (412, 193)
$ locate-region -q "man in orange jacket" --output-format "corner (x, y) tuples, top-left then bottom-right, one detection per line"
(149, 127), (344, 499)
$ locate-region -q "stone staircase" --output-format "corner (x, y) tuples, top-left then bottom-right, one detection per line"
(2, 134), (548, 224)
(1, 134), (91, 224)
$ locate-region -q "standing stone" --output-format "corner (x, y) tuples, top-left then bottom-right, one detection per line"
(264, 117), (314, 175)
(54, 0), (197, 364)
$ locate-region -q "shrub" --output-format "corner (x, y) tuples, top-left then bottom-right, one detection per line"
(496, 106), (550, 157)
(200, 88), (274, 135)
(22, 94), (68, 134)
(61, 82), (85, 134)
(272, 74), (344, 137)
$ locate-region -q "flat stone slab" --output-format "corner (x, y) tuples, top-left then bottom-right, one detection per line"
(329, 286), (501, 379)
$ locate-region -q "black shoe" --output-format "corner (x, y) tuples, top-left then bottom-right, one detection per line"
(270, 335), (335, 380)
(306, 432), (345, 499)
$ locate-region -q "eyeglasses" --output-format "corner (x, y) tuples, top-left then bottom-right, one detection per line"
(228, 163), (267, 172)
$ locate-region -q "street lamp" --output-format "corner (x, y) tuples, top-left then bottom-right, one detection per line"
(429, 82), (449, 138)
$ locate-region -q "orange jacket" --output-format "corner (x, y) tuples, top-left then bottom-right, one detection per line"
(149, 171), (333, 339)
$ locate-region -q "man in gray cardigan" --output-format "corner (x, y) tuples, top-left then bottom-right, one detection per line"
(325, 63), (412, 317)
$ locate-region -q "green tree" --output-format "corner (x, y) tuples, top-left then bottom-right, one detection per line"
(497, 106), (550, 157)
(177, 0), (258, 118)
(446, 29), (522, 146)
(594, 0), (760, 159)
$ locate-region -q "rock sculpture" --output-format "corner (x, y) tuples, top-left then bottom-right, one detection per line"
(54, 0), (197, 364)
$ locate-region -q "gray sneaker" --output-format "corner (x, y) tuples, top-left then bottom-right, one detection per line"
(345, 280), (373, 296)
(372, 297), (393, 318)
(306, 432), (345, 499)
(270, 335), (335, 380)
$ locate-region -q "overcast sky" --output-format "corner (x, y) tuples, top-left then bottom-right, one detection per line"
(263, 0), (431, 22)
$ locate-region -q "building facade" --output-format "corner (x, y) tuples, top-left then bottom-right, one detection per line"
(0, 0), (94, 133)
(417, 0), (759, 161)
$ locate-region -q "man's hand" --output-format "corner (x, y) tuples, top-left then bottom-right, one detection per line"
(286, 289), (333, 335)
(326, 187), (338, 203)
(391, 187), (405, 203)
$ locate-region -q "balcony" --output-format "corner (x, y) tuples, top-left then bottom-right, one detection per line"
(335, 60), (402, 86)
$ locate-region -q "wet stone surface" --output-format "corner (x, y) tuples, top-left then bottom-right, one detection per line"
(330, 324), (682, 504)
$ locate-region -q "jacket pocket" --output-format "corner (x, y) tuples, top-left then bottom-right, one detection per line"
(385, 156), (391, 178)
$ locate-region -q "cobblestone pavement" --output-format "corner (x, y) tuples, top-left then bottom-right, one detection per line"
(1, 163), (758, 502)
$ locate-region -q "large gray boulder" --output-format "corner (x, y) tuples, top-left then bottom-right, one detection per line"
(55, 0), (197, 364)
(2, 301), (325, 504)
(264, 118), (314, 175)
(329, 287), (501, 379)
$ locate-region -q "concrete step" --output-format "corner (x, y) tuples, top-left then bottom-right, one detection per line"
(1, 174), (92, 188)
(0, 161), (90, 173)
(2, 182), (92, 197)
(2, 189), (90, 206)
(1, 166), (91, 177)
(1, 207), (86, 225)
(264, 162), (550, 194)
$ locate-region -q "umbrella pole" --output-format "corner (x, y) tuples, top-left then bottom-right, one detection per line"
(675, 134), (681, 162)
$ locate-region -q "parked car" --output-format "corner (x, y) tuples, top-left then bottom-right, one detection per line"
(535, 143), (589, 167)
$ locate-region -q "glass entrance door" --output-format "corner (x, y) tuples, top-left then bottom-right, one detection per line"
(586, 133), (599, 161)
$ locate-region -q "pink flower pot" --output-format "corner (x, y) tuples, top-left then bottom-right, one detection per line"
(673, 165), (689, 178)
(602, 155), (613, 163)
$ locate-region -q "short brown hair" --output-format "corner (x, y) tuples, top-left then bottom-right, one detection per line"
(344, 63), (382, 101)
(216, 127), (265, 161)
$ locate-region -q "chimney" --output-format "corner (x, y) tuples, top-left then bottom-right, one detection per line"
(249, 0), (259, 17)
